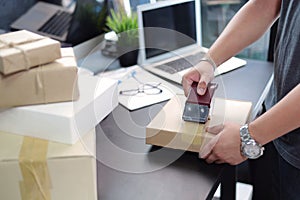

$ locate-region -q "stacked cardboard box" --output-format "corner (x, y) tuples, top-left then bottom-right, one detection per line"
(0, 75), (118, 144)
(0, 128), (97, 200)
(0, 30), (61, 75)
(0, 30), (79, 108)
(0, 30), (119, 199)
(146, 95), (252, 152)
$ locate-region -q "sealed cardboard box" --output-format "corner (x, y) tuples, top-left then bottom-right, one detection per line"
(0, 128), (97, 200)
(0, 75), (118, 144)
(146, 95), (252, 152)
(0, 30), (61, 75)
(0, 47), (79, 108)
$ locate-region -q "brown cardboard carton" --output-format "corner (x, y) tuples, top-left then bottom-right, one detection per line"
(0, 30), (61, 75)
(0, 128), (97, 200)
(0, 48), (79, 108)
(146, 95), (252, 152)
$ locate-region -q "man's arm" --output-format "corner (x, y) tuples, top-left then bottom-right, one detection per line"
(182, 0), (282, 95)
(250, 84), (300, 145)
(200, 84), (300, 165)
(208, 0), (281, 66)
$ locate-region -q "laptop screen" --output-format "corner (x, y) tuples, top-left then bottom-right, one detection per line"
(138, 0), (201, 62)
(9, 0), (108, 46)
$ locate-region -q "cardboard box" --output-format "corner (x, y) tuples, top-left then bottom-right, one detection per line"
(0, 30), (61, 75)
(146, 95), (252, 152)
(0, 48), (79, 108)
(0, 128), (97, 200)
(0, 75), (118, 144)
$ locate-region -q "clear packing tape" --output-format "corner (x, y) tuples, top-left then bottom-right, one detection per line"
(18, 137), (51, 200)
(180, 122), (206, 146)
(33, 54), (76, 103)
(36, 53), (77, 103)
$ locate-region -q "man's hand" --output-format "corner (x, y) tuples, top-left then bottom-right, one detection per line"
(182, 61), (214, 96)
(199, 122), (247, 165)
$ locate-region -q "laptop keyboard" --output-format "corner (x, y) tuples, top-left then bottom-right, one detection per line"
(154, 52), (206, 74)
(38, 10), (72, 37)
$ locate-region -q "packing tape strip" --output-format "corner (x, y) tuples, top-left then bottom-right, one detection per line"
(19, 136), (51, 200)
(34, 53), (76, 103)
(35, 66), (48, 104)
(180, 132), (202, 146)
(180, 124), (205, 146)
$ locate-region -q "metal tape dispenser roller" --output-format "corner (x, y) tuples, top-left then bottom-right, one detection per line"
(182, 82), (218, 123)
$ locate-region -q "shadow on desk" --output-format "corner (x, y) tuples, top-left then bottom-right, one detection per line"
(95, 104), (232, 200)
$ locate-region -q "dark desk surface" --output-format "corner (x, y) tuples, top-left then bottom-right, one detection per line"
(97, 105), (223, 200)
(94, 58), (273, 200)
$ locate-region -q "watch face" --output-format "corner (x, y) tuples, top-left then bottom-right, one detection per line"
(243, 144), (261, 159)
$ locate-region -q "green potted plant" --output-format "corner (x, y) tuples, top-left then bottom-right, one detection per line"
(106, 9), (139, 67)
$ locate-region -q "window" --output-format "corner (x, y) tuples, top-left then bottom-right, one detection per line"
(201, 0), (270, 60)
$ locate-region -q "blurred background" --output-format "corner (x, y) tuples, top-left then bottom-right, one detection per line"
(0, 0), (271, 58)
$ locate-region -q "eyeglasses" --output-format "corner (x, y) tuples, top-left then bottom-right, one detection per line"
(119, 71), (163, 96)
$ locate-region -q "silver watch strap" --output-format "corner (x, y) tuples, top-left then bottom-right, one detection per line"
(240, 124), (252, 143)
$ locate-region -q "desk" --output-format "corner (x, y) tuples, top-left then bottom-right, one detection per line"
(74, 39), (274, 200)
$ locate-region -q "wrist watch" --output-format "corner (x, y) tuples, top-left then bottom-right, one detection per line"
(240, 124), (264, 159)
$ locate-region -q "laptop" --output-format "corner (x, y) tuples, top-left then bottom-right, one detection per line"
(10, 0), (108, 46)
(137, 0), (246, 84)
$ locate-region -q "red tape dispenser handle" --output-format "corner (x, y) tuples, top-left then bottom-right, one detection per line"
(186, 82), (218, 107)
(182, 82), (218, 123)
